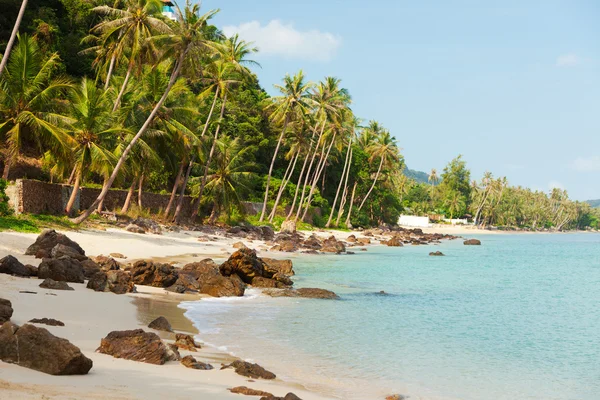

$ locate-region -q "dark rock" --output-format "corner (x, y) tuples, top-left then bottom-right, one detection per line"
(29, 318), (65, 327)
(80, 259), (101, 278)
(25, 230), (85, 259)
(51, 244), (88, 261)
(429, 251), (445, 256)
(97, 329), (178, 365)
(167, 273), (201, 294)
(87, 270), (135, 294)
(39, 278), (74, 291)
(260, 395), (302, 400)
(302, 234), (322, 250)
(180, 259), (219, 279)
(262, 288), (339, 300)
(130, 261), (178, 288)
(37, 257), (84, 283)
(259, 225), (275, 240)
(229, 386), (273, 396)
(200, 274), (245, 297)
(25, 264), (38, 276)
(148, 316), (172, 332)
(131, 218), (162, 234)
(0, 255), (32, 277)
(0, 322), (92, 375)
(251, 276), (288, 289)
(19, 291), (37, 294)
(126, 224), (145, 234)
(464, 239), (481, 245)
(219, 248), (265, 284)
(0, 299), (13, 323)
(94, 256), (121, 271)
(272, 273), (293, 286)
(222, 360), (276, 379)
(175, 333), (201, 351)
(181, 355), (213, 370)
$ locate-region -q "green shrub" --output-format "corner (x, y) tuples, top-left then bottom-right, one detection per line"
(0, 179), (12, 216)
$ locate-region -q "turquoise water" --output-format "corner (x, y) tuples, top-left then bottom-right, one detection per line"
(181, 234), (600, 399)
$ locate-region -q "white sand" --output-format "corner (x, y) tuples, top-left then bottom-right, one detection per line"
(0, 229), (335, 400)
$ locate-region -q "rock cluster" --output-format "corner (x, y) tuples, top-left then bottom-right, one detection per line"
(39, 278), (74, 290)
(0, 322), (92, 375)
(25, 229), (86, 259)
(464, 238), (482, 245)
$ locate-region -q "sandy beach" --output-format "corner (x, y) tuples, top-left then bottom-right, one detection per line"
(0, 228), (341, 400)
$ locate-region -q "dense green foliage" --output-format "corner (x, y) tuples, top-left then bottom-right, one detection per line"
(0, 0), (597, 231)
(0, 178), (11, 216)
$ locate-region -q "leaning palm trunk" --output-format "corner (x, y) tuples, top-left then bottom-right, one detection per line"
(164, 161), (185, 218)
(104, 53), (117, 90)
(357, 156), (384, 212)
(301, 133), (336, 221)
(65, 171), (81, 215)
(286, 151), (310, 220)
(67, 165), (77, 185)
(137, 172), (144, 209)
(296, 133), (326, 220)
(268, 151), (299, 222)
(345, 181), (358, 227)
(0, 0), (28, 78)
(121, 179), (136, 214)
(192, 93), (228, 220)
(73, 49), (188, 224)
(113, 62), (133, 112)
(259, 117), (289, 222)
(97, 177), (109, 213)
(335, 148), (353, 226)
(173, 155), (195, 223)
(326, 138), (352, 227)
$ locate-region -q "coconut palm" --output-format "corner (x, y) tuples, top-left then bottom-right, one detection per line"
(0, 34), (73, 180)
(0, 0), (28, 78)
(357, 127), (400, 212)
(259, 70), (314, 221)
(428, 168), (439, 185)
(73, 1), (220, 224)
(64, 78), (120, 214)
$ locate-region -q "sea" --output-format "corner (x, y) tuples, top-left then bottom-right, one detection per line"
(180, 233), (600, 400)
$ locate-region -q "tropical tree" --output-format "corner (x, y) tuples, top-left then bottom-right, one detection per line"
(0, 0), (28, 78)
(0, 34), (73, 180)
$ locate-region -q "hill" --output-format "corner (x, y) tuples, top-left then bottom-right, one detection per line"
(586, 199), (600, 208)
(403, 168), (432, 185)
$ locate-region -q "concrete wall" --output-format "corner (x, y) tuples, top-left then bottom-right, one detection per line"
(398, 215), (431, 228)
(7, 179), (194, 217)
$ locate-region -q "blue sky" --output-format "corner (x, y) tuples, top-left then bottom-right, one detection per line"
(203, 0), (599, 200)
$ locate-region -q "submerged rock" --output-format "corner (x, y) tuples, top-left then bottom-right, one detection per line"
(222, 360), (276, 379)
(97, 329), (178, 365)
(0, 322), (92, 375)
(262, 288), (339, 300)
(429, 251), (445, 256)
(464, 239), (481, 245)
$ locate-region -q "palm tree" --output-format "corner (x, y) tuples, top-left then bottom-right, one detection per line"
(0, 34), (73, 179)
(64, 78), (120, 214)
(0, 0), (28, 78)
(259, 70), (313, 221)
(356, 126), (400, 212)
(73, 1), (220, 224)
(428, 168), (439, 185)
(90, 0), (170, 111)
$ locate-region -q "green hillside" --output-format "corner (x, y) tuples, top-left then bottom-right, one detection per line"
(403, 168), (432, 184)
(586, 199), (600, 208)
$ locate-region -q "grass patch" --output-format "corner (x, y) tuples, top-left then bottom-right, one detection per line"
(0, 216), (40, 233)
(0, 213), (80, 233)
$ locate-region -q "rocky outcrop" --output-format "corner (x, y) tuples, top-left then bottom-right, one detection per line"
(175, 333), (201, 351)
(200, 274), (246, 297)
(229, 387), (273, 396)
(50, 244), (87, 261)
(226, 225), (275, 241)
(262, 288), (339, 300)
(126, 224), (145, 234)
(0, 255), (32, 277)
(128, 218), (162, 234)
(97, 329), (178, 365)
(86, 270), (135, 294)
(320, 236), (346, 253)
(356, 237), (371, 245)
(80, 259), (101, 278)
(429, 251), (444, 256)
(302, 234), (322, 250)
(180, 259), (219, 279)
(181, 355), (213, 370)
(94, 255), (121, 271)
(0, 322), (92, 375)
(280, 220), (296, 234)
(219, 248), (265, 284)
(251, 277), (288, 289)
(25, 230), (85, 259)
(0, 299), (13, 324)
(385, 237), (403, 247)
(222, 360), (276, 379)
(39, 278), (74, 291)
(464, 239), (481, 245)
(261, 394), (302, 400)
(130, 261), (178, 288)
(148, 316), (172, 332)
(29, 318), (65, 327)
(346, 234), (357, 243)
(37, 257), (85, 283)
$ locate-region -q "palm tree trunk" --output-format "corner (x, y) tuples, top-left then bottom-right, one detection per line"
(0, 0), (28, 78)
(67, 165), (77, 185)
(294, 121), (326, 220)
(65, 170), (81, 215)
(112, 61), (133, 112)
(336, 147), (353, 226)
(193, 93), (228, 220)
(302, 133), (336, 220)
(121, 178), (136, 214)
(104, 53), (117, 90)
(97, 177), (109, 213)
(164, 161), (185, 218)
(73, 48), (189, 224)
(137, 172), (144, 209)
(173, 154), (196, 224)
(268, 151), (299, 222)
(357, 156), (384, 212)
(2, 161), (10, 180)
(259, 117), (289, 222)
(200, 87), (219, 137)
(326, 138), (352, 227)
(286, 151), (310, 220)
(345, 181), (358, 227)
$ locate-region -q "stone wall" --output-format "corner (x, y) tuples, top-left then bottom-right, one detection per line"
(8, 179), (195, 217)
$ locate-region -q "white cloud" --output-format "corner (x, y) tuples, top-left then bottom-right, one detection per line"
(556, 53), (580, 67)
(571, 156), (600, 172)
(548, 180), (564, 190)
(222, 20), (342, 62)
